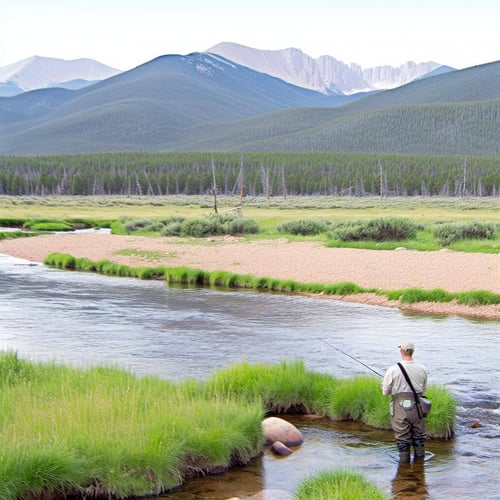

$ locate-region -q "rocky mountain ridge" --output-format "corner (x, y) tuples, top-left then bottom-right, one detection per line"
(207, 42), (452, 94)
(0, 43), (453, 97)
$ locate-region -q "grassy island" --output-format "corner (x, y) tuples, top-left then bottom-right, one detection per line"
(0, 353), (455, 499)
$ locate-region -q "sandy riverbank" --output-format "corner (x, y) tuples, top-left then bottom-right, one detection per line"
(1, 232), (499, 320)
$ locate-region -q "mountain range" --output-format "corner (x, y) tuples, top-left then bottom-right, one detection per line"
(0, 56), (120, 97)
(0, 44), (498, 157)
(0, 43), (451, 98)
(207, 42), (453, 95)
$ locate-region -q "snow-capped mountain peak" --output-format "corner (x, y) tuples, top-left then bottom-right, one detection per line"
(207, 42), (447, 95)
(0, 55), (121, 95)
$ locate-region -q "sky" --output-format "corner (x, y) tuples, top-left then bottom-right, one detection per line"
(1, 0), (498, 71)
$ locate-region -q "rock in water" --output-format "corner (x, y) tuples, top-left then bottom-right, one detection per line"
(262, 417), (304, 446)
(270, 440), (294, 455)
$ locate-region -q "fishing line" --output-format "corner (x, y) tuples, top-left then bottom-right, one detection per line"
(319, 338), (384, 378)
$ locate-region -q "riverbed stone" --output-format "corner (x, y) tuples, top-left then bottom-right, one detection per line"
(270, 440), (294, 455)
(262, 416), (303, 446)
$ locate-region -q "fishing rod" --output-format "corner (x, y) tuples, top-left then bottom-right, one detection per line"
(319, 338), (384, 378)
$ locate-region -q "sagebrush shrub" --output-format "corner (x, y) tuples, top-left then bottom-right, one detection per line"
(277, 219), (327, 236)
(330, 218), (417, 242)
(433, 221), (496, 246)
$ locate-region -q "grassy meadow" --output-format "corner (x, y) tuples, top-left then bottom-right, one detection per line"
(2, 194), (500, 227)
(0, 353), (455, 499)
(1, 195), (499, 252)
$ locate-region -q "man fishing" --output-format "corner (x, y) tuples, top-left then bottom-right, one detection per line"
(382, 340), (428, 462)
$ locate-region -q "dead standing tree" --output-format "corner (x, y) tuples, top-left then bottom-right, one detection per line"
(211, 157), (218, 214)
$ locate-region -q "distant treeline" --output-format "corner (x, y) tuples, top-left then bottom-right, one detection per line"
(1, 152), (499, 197)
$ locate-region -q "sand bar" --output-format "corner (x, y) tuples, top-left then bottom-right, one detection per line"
(1, 233), (498, 320)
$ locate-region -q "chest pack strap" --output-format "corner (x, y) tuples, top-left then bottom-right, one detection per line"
(398, 362), (423, 419)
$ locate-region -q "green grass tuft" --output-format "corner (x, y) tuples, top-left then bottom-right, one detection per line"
(295, 469), (389, 500)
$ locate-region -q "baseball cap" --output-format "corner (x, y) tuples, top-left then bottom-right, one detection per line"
(399, 341), (414, 352)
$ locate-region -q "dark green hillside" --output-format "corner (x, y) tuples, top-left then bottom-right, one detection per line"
(0, 53), (354, 154)
(173, 62), (500, 155)
(344, 60), (500, 113)
(0, 87), (75, 126)
(0, 53), (346, 128)
(219, 99), (500, 156)
(0, 59), (498, 155)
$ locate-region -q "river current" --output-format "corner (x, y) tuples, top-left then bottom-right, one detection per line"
(1, 253), (498, 499)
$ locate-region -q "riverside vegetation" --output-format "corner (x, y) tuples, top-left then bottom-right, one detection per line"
(44, 251), (500, 308)
(0, 353), (454, 499)
(2, 195), (499, 308)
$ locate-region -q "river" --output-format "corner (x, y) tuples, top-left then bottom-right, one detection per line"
(0, 253), (498, 499)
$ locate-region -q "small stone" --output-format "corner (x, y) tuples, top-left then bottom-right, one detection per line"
(270, 441), (294, 455)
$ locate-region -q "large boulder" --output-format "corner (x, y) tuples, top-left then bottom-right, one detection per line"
(262, 417), (304, 446)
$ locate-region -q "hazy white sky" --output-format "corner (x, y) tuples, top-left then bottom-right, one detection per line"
(1, 0), (498, 70)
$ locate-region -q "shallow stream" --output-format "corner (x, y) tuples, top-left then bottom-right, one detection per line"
(1, 254), (498, 499)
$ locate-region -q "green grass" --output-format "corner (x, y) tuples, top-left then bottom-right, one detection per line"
(295, 469), (389, 500)
(0, 352), (264, 499)
(206, 360), (338, 415)
(2, 194), (499, 225)
(0, 353), (455, 498)
(2, 195), (499, 251)
(0, 231), (39, 241)
(329, 376), (389, 428)
(385, 287), (500, 306)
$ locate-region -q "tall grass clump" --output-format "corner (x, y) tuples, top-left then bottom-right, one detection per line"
(277, 219), (328, 236)
(0, 217), (25, 228)
(423, 385), (457, 439)
(44, 252), (76, 270)
(385, 288), (500, 306)
(0, 354), (264, 499)
(0, 231), (36, 241)
(205, 360), (338, 416)
(329, 376), (389, 429)
(23, 218), (74, 231)
(164, 266), (209, 285)
(455, 290), (500, 306)
(329, 218), (418, 242)
(135, 266), (166, 280)
(0, 351), (38, 387)
(386, 288), (454, 304)
(295, 469), (389, 500)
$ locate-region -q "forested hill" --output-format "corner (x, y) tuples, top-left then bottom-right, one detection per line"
(0, 56), (498, 156)
(179, 61), (500, 156)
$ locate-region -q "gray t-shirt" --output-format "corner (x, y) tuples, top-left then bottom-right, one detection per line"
(382, 360), (427, 396)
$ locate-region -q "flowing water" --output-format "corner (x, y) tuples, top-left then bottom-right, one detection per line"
(1, 253), (498, 499)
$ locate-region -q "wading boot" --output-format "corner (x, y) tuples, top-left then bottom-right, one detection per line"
(397, 441), (411, 462)
(413, 438), (426, 461)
